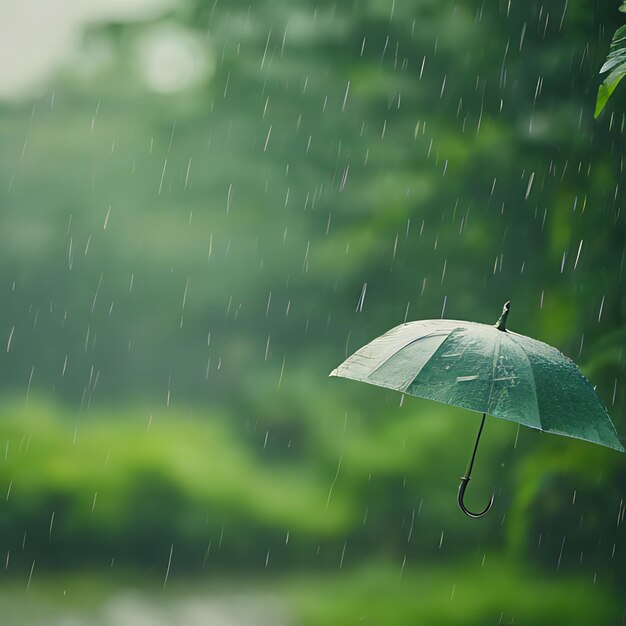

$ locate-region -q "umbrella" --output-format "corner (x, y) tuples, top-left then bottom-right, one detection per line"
(330, 302), (623, 518)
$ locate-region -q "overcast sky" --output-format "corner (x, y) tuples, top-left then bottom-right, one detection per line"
(0, 0), (172, 98)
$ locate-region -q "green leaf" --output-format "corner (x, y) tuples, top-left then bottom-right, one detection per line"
(595, 23), (626, 117)
(595, 70), (626, 118)
(620, 1), (626, 13)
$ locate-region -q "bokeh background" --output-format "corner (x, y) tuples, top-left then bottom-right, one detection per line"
(0, 0), (625, 624)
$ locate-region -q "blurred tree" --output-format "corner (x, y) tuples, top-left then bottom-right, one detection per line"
(0, 0), (623, 590)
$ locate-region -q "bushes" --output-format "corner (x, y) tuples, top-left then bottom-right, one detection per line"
(0, 392), (518, 572)
(0, 398), (354, 571)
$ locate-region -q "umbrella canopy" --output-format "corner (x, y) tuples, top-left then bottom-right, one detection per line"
(330, 302), (623, 517)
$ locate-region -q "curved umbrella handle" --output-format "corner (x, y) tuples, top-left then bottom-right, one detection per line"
(457, 412), (495, 518)
(458, 476), (494, 518)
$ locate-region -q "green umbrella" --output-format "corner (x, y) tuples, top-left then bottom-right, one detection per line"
(330, 302), (623, 518)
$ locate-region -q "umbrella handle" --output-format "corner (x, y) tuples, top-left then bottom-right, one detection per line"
(458, 477), (494, 518)
(457, 412), (495, 518)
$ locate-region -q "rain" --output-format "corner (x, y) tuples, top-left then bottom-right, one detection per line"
(0, 0), (624, 624)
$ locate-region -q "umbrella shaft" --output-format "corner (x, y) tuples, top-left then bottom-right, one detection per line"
(463, 412), (487, 480)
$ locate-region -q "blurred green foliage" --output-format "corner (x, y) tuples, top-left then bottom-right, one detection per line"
(0, 0), (625, 622)
(0, 395), (516, 570)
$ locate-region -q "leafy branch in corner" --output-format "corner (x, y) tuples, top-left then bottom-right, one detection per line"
(595, 1), (626, 117)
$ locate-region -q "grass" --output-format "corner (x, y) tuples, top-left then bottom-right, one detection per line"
(0, 557), (619, 626)
(284, 558), (621, 626)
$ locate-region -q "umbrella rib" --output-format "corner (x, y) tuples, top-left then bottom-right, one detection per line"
(402, 327), (471, 392)
(485, 331), (502, 413)
(366, 329), (458, 378)
(506, 334), (543, 431)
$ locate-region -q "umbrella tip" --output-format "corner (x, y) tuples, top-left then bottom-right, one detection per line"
(495, 301), (510, 331)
